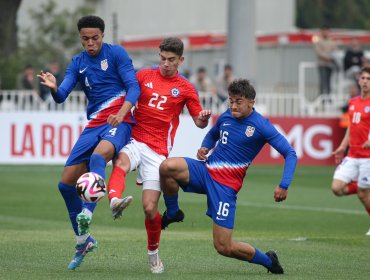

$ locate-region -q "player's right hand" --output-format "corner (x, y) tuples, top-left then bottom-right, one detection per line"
(332, 146), (345, 164)
(274, 186), (287, 202)
(197, 147), (209, 161)
(107, 114), (121, 127)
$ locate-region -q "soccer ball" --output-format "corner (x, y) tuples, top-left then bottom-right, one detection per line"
(76, 172), (106, 203)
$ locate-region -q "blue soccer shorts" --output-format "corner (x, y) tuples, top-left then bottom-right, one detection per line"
(181, 157), (238, 229)
(65, 122), (132, 166)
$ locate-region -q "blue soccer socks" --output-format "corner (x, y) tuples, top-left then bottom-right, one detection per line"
(58, 182), (82, 235)
(163, 193), (179, 219)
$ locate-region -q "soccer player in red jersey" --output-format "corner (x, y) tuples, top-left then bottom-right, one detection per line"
(332, 66), (370, 235)
(107, 37), (211, 273)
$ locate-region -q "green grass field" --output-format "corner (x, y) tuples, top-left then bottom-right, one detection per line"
(1, 165), (369, 280)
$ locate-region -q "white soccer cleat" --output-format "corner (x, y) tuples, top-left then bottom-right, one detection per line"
(366, 228), (370, 236)
(148, 252), (164, 274)
(111, 196), (133, 220)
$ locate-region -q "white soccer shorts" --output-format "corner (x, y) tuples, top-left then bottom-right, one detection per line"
(333, 157), (370, 189)
(119, 138), (166, 191)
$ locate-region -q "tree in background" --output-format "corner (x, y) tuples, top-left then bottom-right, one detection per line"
(0, 0), (21, 57)
(20, 0), (94, 71)
(296, 0), (370, 29)
(0, 0), (22, 89)
(0, 0), (94, 89)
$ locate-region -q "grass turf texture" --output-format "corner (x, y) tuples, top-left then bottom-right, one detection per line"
(0, 165), (369, 280)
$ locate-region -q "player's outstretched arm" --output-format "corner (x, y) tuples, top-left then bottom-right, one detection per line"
(193, 110), (212, 128)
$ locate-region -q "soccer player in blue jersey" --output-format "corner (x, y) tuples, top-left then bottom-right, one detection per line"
(38, 15), (140, 270)
(159, 79), (297, 274)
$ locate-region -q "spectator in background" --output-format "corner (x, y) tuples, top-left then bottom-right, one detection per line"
(181, 68), (191, 80)
(190, 66), (216, 94)
(314, 26), (337, 98)
(16, 64), (38, 90)
(216, 64), (235, 102)
(343, 38), (365, 83)
(39, 61), (63, 101)
(190, 67), (217, 109)
(16, 64), (39, 108)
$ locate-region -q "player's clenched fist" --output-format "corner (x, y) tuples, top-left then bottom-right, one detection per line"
(197, 147), (209, 161)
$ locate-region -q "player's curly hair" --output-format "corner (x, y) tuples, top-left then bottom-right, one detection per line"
(228, 79), (256, 100)
(159, 37), (184, 57)
(77, 15), (105, 32)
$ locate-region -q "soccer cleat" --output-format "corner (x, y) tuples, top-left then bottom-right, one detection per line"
(77, 212), (91, 235)
(68, 235), (98, 270)
(265, 250), (284, 274)
(161, 209), (184, 230)
(366, 229), (370, 236)
(111, 196), (133, 220)
(148, 252), (164, 274)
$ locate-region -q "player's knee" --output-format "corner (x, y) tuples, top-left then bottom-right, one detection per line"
(159, 159), (176, 176)
(114, 155), (130, 172)
(331, 183), (344, 196)
(213, 240), (231, 257)
(143, 202), (156, 218)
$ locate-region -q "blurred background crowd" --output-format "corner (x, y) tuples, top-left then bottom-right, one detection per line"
(1, 0), (370, 117)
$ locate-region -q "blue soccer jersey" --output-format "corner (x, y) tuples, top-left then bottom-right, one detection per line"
(202, 108), (297, 192)
(51, 43), (140, 127)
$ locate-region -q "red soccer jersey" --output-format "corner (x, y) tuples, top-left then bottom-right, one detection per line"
(132, 67), (203, 157)
(348, 96), (370, 158)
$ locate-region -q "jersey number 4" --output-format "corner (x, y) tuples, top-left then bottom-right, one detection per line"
(148, 93), (167, 110)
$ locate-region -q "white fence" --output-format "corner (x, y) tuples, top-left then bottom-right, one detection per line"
(0, 82), (349, 118)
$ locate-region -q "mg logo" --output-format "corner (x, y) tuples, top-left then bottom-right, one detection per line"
(272, 124), (333, 160)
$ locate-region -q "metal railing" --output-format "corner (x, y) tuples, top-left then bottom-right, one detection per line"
(0, 88), (347, 117)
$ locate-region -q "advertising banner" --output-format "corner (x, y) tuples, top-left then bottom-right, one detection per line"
(0, 113), (342, 165)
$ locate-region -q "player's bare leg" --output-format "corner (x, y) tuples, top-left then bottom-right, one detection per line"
(143, 189), (164, 273)
(332, 179), (357, 196)
(212, 223), (283, 274)
(160, 158), (190, 196)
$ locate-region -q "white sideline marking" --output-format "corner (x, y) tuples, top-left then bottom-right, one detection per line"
(237, 201), (365, 215)
(182, 198), (365, 215)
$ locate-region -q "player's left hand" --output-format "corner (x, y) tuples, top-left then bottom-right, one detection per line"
(198, 110), (212, 122)
(107, 114), (122, 127)
(274, 186), (288, 202)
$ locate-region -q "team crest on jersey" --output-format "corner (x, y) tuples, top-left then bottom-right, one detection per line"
(365, 106), (370, 113)
(101, 59), (108, 71)
(171, 88), (180, 97)
(245, 126), (255, 137)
